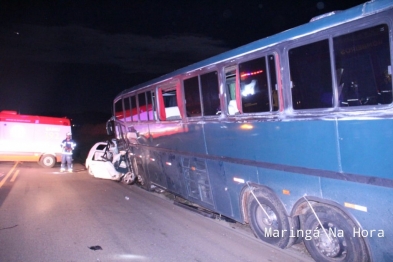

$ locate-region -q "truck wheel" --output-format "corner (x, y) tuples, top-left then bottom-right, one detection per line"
(248, 190), (292, 249)
(40, 155), (56, 168)
(303, 204), (369, 262)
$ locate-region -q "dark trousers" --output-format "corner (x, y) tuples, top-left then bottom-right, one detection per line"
(61, 154), (73, 170)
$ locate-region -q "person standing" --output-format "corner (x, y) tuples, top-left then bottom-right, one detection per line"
(60, 132), (76, 172)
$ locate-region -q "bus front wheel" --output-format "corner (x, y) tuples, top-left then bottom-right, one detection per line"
(247, 190), (292, 249)
(303, 204), (369, 262)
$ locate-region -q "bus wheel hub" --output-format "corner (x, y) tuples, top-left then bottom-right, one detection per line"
(315, 227), (341, 257)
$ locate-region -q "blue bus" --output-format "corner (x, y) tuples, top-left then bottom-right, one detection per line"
(106, 1), (393, 261)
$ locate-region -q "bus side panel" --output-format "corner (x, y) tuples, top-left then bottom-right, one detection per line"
(204, 120), (339, 172)
(181, 156), (215, 210)
(146, 149), (168, 189)
(338, 119), (393, 179)
(149, 122), (205, 153)
(256, 168), (322, 212)
(161, 152), (187, 196)
(222, 162), (258, 221)
(148, 121), (217, 209)
(135, 123), (150, 145)
(321, 178), (393, 262)
(206, 159), (234, 218)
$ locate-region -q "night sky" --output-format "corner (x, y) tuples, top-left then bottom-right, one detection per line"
(0, 0), (366, 122)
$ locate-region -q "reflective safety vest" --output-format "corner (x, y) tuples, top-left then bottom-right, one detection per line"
(61, 139), (76, 155)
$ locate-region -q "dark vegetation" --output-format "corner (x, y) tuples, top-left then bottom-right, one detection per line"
(72, 122), (111, 165)
(68, 111), (112, 165)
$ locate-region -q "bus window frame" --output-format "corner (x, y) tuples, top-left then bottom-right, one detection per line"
(224, 51), (281, 116)
(123, 96), (132, 123)
(224, 65), (240, 116)
(137, 92), (147, 122)
(183, 75), (202, 118)
(288, 38), (334, 111)
(284, 15), (393, 113)
(181, 69), (221, 119)
(136, 90), (155, 122)
(114, 97), (124, 121)
(156, 80), (183, 121)
(200, 70), (221, 117)
(145, 90), (155, 121)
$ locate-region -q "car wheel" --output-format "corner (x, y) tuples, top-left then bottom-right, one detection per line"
(88, 166), (94, 176)
(121, 172), (135, 185)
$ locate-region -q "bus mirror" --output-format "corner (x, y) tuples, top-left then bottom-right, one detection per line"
(106, 120), (115, 136)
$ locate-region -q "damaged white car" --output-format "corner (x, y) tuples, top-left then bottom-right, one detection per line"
(85, 140), (135, 184)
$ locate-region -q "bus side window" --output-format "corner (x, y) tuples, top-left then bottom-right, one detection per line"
(225, 68), (239, 115)
(239, 57), (270, 113)
(289, 39), (333, 110)
(334, 24), (392, 107)
(268, 55), (279, 112)
(124, 96), (132, 123)
(225, 56), (278, 115)
(184, 76), (202, 117)
(130, 95), (138, 121)
(146, 91), (154, 120)
(162, 89), (181, 120)
(138, 93), (148, 121)
(114, 99), (124, 120)
(200, 71), (221, 116)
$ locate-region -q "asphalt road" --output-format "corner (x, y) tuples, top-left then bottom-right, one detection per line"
(0, 161), (313, 262)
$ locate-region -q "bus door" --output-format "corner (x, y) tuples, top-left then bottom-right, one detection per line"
(182, 71), (222, 208)
(148, 82), (184, 190)
(112, 98), (130, 152)
(138, 89), (169, 189)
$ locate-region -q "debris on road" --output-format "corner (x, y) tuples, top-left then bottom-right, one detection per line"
(88, 246), (103, 251)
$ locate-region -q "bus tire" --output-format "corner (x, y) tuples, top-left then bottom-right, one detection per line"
(40, 155), (56, 168)
(248, 190), (291, 249)
(302, 204), (369, 262)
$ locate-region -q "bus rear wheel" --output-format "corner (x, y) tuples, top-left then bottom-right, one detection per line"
(39, 155), (56, 168)
(302, 204), (369, 262)
(247, 190), (292, 249)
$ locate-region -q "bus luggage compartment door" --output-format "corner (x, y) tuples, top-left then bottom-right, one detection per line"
(182, 157), (214, 208)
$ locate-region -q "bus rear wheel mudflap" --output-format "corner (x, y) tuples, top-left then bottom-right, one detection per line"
(302, 204), (369, 262)
(39, 154), (56, 168)
(247, 189), (298, 249)
(133, 157), (152, 191)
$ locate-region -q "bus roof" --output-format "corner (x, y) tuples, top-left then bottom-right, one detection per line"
(117, 0), (393, 98)
(0, 110), (71, 126)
